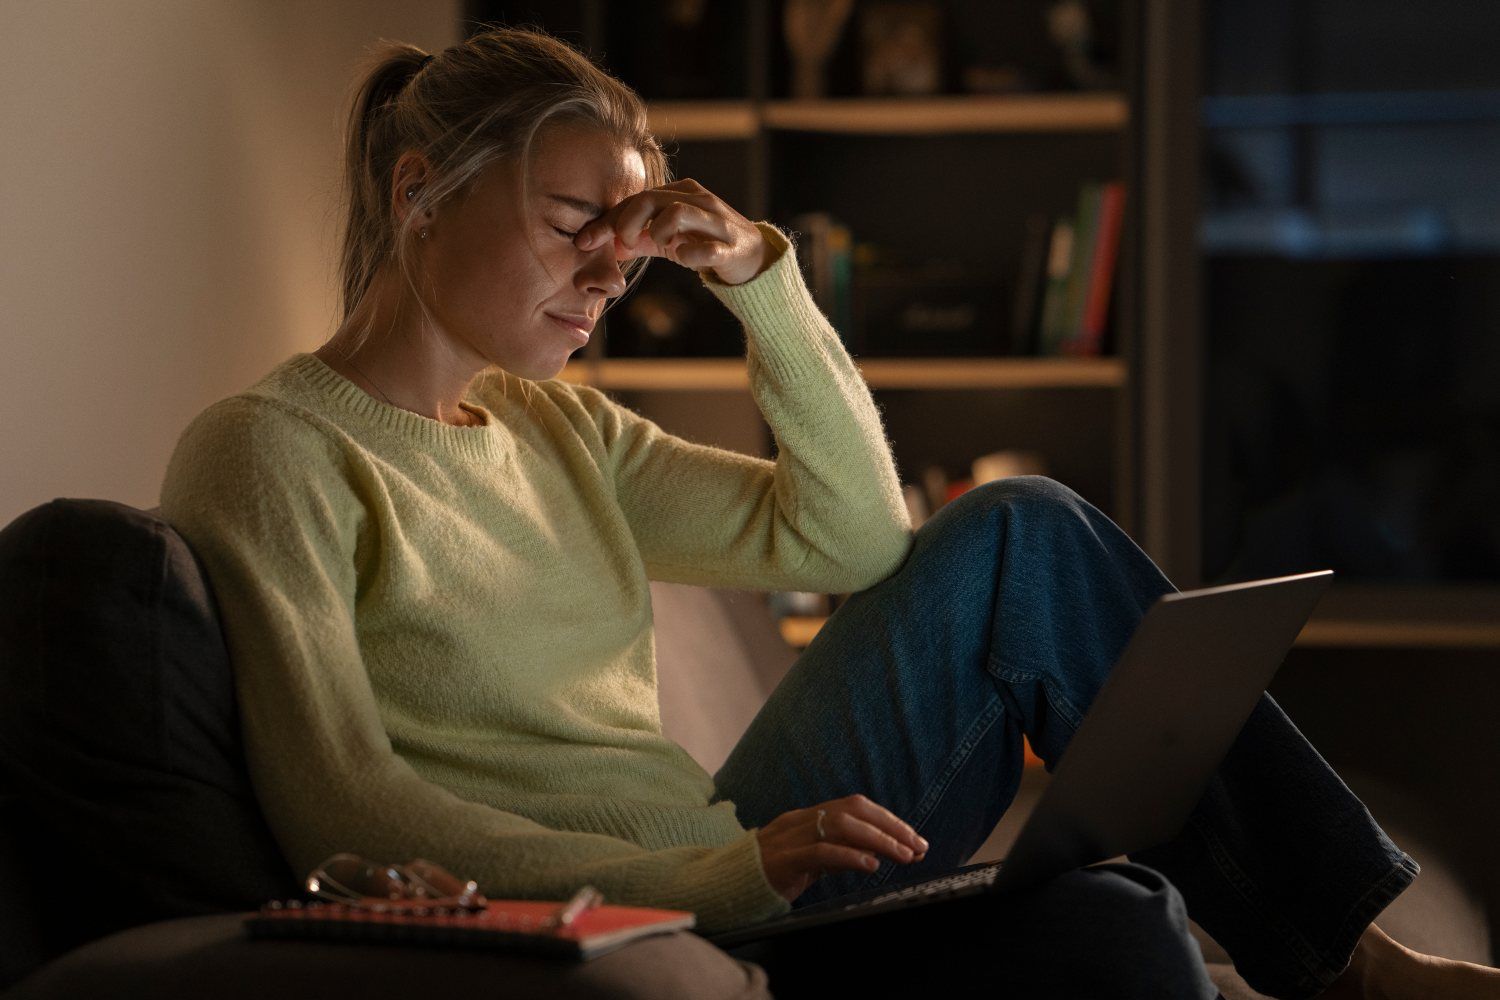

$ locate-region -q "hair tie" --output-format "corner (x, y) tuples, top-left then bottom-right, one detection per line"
(420, 53), (435, 69)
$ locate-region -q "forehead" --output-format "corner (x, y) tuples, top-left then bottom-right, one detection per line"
(530, 124), (647, 211)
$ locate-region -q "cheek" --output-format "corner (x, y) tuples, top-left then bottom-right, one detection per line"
(440, 238), (542, 305)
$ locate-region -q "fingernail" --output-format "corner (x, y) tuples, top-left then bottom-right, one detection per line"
(864, 856), (878, 870)
(917, 837), (929, 850)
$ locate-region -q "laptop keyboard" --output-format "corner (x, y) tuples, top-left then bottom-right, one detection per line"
(838, 859), (1005, 912)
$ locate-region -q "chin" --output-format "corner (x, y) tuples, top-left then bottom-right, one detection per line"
(499, 356), (571, 383)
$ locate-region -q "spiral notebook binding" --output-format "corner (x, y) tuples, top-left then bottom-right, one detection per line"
(247, 893), (695, 961)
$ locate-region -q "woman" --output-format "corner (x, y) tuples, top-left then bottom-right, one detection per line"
(158, 25), (1497, 1000)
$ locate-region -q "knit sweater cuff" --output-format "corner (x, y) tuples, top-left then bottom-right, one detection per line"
(699, 221), (844, 384)
(689, 829), (793, 935)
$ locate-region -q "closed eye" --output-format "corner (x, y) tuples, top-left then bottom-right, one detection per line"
(554, 226), (580, 239)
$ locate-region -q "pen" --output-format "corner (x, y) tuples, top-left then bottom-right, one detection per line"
(554, 884), (603, 927)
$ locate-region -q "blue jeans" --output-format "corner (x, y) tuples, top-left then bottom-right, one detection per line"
(711, 476), (1419, 1000)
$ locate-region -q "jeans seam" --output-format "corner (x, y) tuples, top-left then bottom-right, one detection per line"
(862, 694), (1006, 890)
(1309, 854), (1421, 991)
(987, 662), (1087, 734)
(1188, 812), (1352, 996)
(1191, 814), (1421, 996)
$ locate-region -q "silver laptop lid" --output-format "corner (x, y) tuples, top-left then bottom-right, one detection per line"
(993, 569), (1335, 893)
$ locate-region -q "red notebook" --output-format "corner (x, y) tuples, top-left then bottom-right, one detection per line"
(245, 897), (696, 961)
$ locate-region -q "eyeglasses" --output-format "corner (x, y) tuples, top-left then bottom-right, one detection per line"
(305, 853), (488, 912)
(302, 853), (604, 927)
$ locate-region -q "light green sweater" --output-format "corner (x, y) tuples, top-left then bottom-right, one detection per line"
(158, 222), (914, 934)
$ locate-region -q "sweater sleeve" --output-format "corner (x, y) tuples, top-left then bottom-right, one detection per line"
(581, 221), (914, 594)
(157, 397), (791, 934)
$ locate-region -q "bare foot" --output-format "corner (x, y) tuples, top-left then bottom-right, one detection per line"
(1318, 923), (1500, 999)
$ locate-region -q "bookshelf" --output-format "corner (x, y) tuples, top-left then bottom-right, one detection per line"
(465, 0), (1139, 618)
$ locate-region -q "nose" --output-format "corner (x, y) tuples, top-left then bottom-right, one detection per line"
(577, 249), (627, 300)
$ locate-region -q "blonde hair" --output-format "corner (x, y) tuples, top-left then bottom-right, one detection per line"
(335, 24), (671, 366)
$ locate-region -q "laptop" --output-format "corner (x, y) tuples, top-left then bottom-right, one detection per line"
(703, 569), (1335, 950)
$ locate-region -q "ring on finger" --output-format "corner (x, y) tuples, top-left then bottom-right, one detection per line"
(816, 808), (828, 841)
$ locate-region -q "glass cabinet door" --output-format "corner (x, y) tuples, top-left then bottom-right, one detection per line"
(1196, 0), (1500, 585)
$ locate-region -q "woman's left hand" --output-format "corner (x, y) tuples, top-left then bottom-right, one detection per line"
(573, 178), (779, 286)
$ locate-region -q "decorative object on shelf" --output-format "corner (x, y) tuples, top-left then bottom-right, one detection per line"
(920, 464), (949, 517)
(854, 259), (1004, 357)
(972, 449), (1049, 486)
(783, 0), (855, 100)
(602, 259), (746, 358)
(902, 483), (930, 529)
(1044, 0), (1119, 91)
(961, 65), (1029, 96)
(858, 2), (944, 97)
(912, 453), (1050, 524)
(603, 0), (751, 100)
(612, 288), (695, 356)
(768, 590), (831, 620)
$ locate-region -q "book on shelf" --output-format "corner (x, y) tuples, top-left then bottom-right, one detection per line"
(1067, 180), (1126, 357)
(790, 211), (855, 347)
(1027, 179), (1125, 357)
(245, 894), (696, 962)
(1011, 211), (1053, 355)
(1058, 181), (1105, 353)
(904, 452), (1051, 530)
(1035, 216), (1075, 356)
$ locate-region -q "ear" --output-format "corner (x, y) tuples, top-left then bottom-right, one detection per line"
(390, 151), (434, 237)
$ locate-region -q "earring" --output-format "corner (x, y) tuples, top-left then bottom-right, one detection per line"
(419, 227), (429, 240)
(406, 186), (417, 200)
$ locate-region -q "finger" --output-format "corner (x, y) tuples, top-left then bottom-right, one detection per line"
(645, 201), (727, 252)
(613, 191), (721, 250)
(574, 181), (716, 251)
(801, 842), (881, 876)
(840, 795), (929, 854)
(629, 201), (726, 259)
(819, 810), (920, 864)
(669, 237), (730, 270)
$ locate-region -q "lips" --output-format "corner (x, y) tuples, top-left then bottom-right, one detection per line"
(547, 313), (593, 345)
(546, 313), (594, 334)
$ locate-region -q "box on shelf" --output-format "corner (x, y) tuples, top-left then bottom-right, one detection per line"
(853, 260), (1009, 357)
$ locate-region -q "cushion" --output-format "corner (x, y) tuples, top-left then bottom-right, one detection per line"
(652, 583), (797, 777)
(0, 500), (297, 985)
(2, 913), (770, 1000)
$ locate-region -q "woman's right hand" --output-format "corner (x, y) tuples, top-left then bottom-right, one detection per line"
(753, 794), (929, 903)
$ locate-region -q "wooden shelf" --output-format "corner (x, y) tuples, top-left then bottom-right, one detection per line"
(647, 93), (1129, 141)
(1293, 620), (1500, 649)
(762, 93), (1129, 135)
(558, 356), (1125, 391)
(1294, 583), (1500, 650)
(647, 101), (759, 141)
(781, 616), (1500, 651)
(778, 582), (1500, 651)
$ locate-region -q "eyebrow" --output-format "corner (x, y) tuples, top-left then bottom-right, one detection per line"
(546, 193), (605, 216)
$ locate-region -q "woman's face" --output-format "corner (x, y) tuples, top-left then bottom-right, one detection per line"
(418, 124), (647, 380)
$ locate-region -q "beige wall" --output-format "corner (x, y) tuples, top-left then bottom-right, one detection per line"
(0, 1), (459, 523)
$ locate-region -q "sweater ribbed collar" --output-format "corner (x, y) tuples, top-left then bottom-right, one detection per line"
(287, 352), (510, 463)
